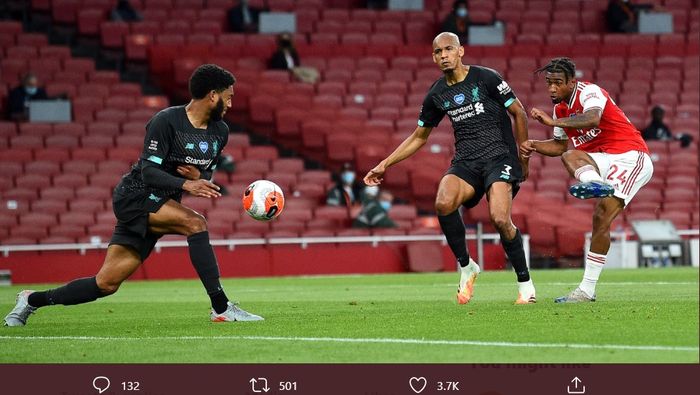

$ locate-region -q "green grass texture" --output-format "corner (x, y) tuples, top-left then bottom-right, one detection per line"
(1, 267), (697, 363)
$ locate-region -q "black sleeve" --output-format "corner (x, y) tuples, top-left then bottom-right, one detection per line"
(140, 112), (171, 166)
(417, 87), (445, 128)
(7, 88), (24, 115)
(35, 88), (48, 100)
(483, 68), (518, 109)
(141, 160), (186, 190)
(269, 51), (287, 70)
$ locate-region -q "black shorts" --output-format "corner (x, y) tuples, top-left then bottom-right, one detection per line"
(446, 153), (522, 209)
(109, 186), (171, 261)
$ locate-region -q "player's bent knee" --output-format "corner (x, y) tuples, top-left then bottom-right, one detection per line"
(96, 278), (121, 296)
(184, 213), (208, 235)
(435, 198), (458, 216)
(490, 215), (511, 234)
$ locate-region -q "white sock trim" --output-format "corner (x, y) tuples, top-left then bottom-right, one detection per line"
(574, 165), (604, 183)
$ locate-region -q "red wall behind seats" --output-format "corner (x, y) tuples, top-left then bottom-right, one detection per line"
(0, 244), (505, 284)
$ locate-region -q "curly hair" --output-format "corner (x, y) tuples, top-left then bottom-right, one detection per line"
(189, 64), (236, 100)
(534, 57), (577, 81)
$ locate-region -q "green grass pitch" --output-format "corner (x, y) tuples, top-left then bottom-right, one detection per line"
(1, 267), (697, 363)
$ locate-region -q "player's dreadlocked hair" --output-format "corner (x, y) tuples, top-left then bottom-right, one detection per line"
(189, 64), (236, 99)
(534, 57), (577, 81)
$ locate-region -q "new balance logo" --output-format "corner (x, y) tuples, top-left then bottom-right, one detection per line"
(497, 81), (512, 95)
(475, 102), (485, 115)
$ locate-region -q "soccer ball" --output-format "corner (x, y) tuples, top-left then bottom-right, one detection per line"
(242, 180), (285, 221)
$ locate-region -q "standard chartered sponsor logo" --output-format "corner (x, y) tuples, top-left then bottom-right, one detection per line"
(184, 157), (213, 165)
(447, 102), (484, 122)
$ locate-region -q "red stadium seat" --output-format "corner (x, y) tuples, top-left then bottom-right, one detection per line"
(86, 122), (120, 137)
(34, 147), (71, 162)
(47, 226), (85, 241)
(31, 200), (67, 215)
(24, 161), (61, 176)
(236, 159), (270, 174)
(53, 173), (88, 189)
(235, 218), (270, 233)
(18, 123), (53, 138)
(270, 158), (305, 174)
(69, 199), (106, 213)
(10, 225), (48, 241)
(100, 21), (129, 48)
(81, 135), (114, 149)
(70, 148), (105, 163)
(40, 186), (74, 201)
(20, 212), (57, 228)
(59, 212), (95, 227)
(526, 218), (560, 257)
(75, 186), (111, 201)
(15, 174), (51, 190)
(62, 160), (97, 176)
(124, 34), (152, 61)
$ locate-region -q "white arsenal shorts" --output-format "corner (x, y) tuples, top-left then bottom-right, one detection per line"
(588, 150), (654, 206)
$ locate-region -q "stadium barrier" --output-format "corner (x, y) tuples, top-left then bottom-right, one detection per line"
(585, 229), (700, 268)
(0, 233), (526, 284)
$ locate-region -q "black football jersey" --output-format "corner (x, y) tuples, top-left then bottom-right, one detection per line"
(418, 66), (519, 163)
(119, 105), (228, 200)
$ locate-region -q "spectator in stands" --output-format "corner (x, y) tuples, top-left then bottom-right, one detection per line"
(111, 0), (142, 22)
(228, 0), (265, 33)
(327, 162), (365, 208)
(441, 0), (471, 45)
(353, 189), (396, 229)
(606, 0), (637, 33)
(7, 72), (48, 121)
(269, 32), (299, 71)
(361, 185), (379, 205)
(268, 32), (319, 84)
(642, 105), (693, 148)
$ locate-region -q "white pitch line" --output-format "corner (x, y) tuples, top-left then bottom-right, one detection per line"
(234, 281), (699, 292)
(0, 335), (696, 352)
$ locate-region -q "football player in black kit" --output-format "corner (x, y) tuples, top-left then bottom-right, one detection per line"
(5, 64), (263, 326)
(364, 33), (536, 305)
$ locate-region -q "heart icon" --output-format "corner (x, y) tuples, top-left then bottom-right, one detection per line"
(409, 377), (427, 394)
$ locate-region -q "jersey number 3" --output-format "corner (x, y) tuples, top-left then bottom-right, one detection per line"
(607, 165), (628, 185)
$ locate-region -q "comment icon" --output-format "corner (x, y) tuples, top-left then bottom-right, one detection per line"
(92, 376), (111, 394)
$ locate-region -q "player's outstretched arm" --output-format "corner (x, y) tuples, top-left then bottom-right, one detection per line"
(521, 139), (568, 158)
(531, 107), (601, 129)
(363, 126), (432, 186)
(507, 99), (529, 147)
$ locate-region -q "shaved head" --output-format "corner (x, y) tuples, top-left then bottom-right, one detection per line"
(431, 32), (465, 76)
(433, 32), (461, 48)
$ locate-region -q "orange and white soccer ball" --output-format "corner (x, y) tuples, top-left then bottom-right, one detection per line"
(242, 180), (285, 221)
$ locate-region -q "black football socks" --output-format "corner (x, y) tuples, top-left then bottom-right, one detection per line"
(501, 228), (530, 282)
(188, 231), (229, 314)
(28, 276), (103, 308)
(438, 210), (471, 268)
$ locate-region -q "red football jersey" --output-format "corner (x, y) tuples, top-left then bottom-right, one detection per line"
(552, 81), (649, 154)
